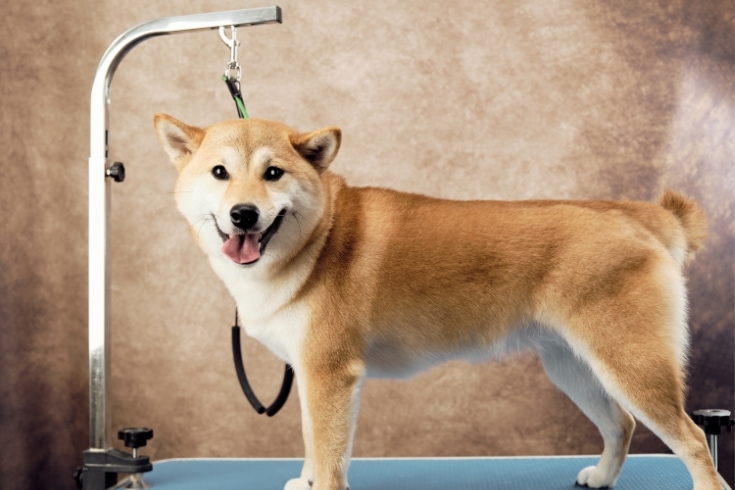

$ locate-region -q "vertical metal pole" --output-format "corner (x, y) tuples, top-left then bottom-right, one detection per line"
(87, 6), (281, 452)
(87, 155), (111, 451)
(708, 434), (718, 471)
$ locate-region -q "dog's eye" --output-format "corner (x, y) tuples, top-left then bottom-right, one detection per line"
(264, 166), (284, 182)
(212, 165), (229, 180)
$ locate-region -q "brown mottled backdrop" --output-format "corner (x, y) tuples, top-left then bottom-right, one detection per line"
(1, 0), (732, 488)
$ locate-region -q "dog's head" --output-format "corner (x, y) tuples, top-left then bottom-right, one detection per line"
(154, 114), (341, 269)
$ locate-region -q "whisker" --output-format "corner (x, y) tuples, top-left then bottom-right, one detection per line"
(292, 210), (305, 240)
(194, 216), (210, 237)
(190, 213), (226, 240)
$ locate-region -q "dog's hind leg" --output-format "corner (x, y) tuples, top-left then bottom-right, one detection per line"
(539, 340), (635, 488)
(555, 261), (721, 490)
(566, 340), (720, 489)
(571, 346), (719, 490)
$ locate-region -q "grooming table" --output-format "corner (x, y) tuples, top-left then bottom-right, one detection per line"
(113, 455), (732, 489)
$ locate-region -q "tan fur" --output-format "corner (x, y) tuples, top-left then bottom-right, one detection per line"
(153, 115), (719, 490)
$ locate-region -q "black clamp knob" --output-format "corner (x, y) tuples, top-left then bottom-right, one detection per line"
(118, 427), (153, 455)
(106, 162), (126, 182)
(691, 409), (734, 435)
(74, 428), (154, 489)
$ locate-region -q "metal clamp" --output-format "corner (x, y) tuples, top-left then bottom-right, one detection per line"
(691, 408), (734, 471)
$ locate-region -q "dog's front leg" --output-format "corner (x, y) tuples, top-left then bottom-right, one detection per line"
(285, 372), (315, 490)
(299, 356), (365, 490)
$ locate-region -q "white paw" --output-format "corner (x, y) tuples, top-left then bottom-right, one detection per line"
(284, 477), (312, 490)
(576, 465), (617, 488)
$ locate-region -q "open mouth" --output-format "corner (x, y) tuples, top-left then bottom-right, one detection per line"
(215, 209), (287, 265)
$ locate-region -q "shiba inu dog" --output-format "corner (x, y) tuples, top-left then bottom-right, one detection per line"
(154, 114), (720, 490)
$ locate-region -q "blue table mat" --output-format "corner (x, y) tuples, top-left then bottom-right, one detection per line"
(117, 455), (707, 490)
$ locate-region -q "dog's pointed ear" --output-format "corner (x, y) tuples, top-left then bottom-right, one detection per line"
(153, 113), (205, 172)
(291, 126), (342, 172)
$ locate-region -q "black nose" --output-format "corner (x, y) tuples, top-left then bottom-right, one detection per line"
(230, 204), (259, 230)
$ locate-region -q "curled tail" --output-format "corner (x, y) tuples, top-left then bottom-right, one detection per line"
(658, 188), (707, 264)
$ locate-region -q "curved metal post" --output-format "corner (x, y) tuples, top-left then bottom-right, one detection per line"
(88, 6), (282, 452)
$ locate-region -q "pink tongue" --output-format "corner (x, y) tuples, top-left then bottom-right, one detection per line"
(222, 234), (261, 264)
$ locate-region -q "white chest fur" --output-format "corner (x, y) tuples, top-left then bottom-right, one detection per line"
(240, 304), (309, 365)
(210, 256), (310, 367)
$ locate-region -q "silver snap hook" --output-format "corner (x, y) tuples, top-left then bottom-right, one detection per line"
(219, 26), (241, 83)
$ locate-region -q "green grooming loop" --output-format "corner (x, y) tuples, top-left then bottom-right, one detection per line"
(222, 75), (249, 119)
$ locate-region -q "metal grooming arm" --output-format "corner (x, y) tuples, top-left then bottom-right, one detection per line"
(82, 7), (281, 490)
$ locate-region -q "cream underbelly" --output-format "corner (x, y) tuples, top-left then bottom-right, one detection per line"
(363, 323), (560, 379)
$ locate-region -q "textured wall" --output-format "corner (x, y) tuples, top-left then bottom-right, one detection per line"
(0, 0), (733, 489)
